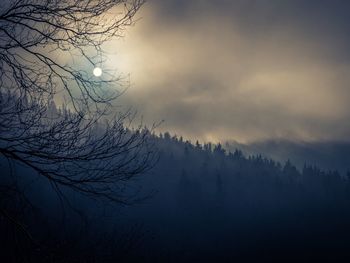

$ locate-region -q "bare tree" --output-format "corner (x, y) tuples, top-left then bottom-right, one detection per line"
(0, 0), (156, 204)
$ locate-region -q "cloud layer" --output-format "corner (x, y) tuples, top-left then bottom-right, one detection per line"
(106, 0), (350, 143)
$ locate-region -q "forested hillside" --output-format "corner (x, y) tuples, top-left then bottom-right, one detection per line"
(2, 110), (350, 262)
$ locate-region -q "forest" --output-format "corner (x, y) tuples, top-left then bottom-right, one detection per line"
(1, 103), (350, 262)
(2, 1), (350, 262)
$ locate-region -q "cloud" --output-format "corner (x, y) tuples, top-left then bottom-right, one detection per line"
(105, 1), (350, 143)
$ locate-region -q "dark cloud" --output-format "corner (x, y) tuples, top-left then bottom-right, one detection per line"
(105, 0), (350, 143)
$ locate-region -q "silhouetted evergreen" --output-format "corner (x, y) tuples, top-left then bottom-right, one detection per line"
(2, 108), (350, 262)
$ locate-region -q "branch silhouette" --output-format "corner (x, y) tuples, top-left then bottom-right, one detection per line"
(0, 0), (155, 204)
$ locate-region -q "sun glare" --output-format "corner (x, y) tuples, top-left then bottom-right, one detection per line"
(93, 67), (102, 77)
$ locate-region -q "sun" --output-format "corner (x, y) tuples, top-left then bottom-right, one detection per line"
(93, 67), (102, 77)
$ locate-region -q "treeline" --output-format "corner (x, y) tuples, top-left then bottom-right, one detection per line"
(2, 102), (350, 262)
(127, 131), (350, 262)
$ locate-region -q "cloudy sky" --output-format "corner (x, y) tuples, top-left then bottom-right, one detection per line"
(106, 0), (350, 143)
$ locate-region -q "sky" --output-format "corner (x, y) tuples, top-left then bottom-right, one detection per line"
(105, 0), (350, 143)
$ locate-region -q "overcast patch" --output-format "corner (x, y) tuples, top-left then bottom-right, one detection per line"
(105, 1), (350, 143)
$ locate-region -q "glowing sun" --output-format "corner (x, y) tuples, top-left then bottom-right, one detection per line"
(93, 67), (102, 77)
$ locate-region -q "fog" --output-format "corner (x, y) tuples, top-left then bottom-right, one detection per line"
(105, 0), (350, 143)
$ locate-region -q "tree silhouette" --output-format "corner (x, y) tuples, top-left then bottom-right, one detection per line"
(0, 0), (155, 205)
